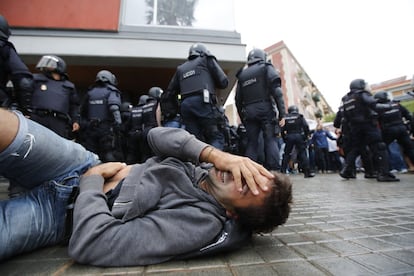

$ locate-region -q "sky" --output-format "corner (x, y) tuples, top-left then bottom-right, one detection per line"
(233, 0), (414, 111)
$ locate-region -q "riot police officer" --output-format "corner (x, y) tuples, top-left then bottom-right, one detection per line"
(281, 105), (314, 178)
(124, 95), (146, 164)
(374, 91), (414, 166)
(30, 55), (80, 139)
(140, 89), (162, 162)
(166, 43), (228, 149)
(81, 70), (122, 162)
(339, 79), (399, 182)
(0, 14), (33, 111)
(235, 48), (286, 170)
(334, 106), (377, 178)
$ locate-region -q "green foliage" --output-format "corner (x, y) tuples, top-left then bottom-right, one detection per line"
(322, 113), (336, 123)
(400, 99), (414, 113)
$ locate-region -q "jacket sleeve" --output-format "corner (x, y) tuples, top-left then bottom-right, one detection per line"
(68, 173), (222, 266)
(207, 57), (228, 89)
(147, 127), (209, 165)
(266, 65), (286, 118)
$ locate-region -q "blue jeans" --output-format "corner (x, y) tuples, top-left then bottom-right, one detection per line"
(0, 112), (100, 261)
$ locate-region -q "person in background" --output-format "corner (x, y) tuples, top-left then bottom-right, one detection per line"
(235, 48), (286, 171)
(166, 43), (228, 149)
(80, 70), (123, 162)
(280, 105), (314, 178)
(311, 123), (337, 173)
(0, 14), (33, 112)
(338, 79), (398, 182)
(29, 55), (80, 140)
(373, 90), (414, 173)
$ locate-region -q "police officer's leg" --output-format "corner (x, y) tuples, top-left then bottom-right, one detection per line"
(396, 128), (414, 164)
(262, 121), (280, 170)
(243, 118), (262, 164)
(202, 119), (225, 150)
(99, 126), (117, 162)
(366, 127), (399, 182)
(296, 138), (314, 178)
(180, 97), (204, 140)
(281, 137), (294, 173)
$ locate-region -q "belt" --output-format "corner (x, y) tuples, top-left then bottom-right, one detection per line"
(33, 108), (69, 121)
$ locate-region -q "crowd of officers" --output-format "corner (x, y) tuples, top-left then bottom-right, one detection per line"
(2, 14), (414, 182)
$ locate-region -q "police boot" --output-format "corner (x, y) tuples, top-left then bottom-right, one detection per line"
(340, 165), (356, 179)
(377, 173), (400, 182)
(375, 145), (399, 182)
(364, 171), (378, 179)
(304, 168), (315, 178)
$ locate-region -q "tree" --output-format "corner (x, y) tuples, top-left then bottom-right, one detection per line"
(145, 0), (198, 26)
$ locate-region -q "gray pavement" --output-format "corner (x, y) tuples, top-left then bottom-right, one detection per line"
(0, 173), (413, 275)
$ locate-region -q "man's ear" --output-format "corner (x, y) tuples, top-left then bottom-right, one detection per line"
(226, 210), (239, 219)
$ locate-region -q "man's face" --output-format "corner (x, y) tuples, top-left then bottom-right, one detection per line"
(206, 167), (270, 211)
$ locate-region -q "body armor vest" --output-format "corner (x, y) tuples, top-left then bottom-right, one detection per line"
(177, 57), (215, 95)
(130, 105), (144, 131)
(284, 113), (304, 133)
(380, 102), (403, 127)
(237, 63), (268, 105)
(341, 91), (371, 123)
(142, 100), (158, 129)
(31, 74), (73, 114)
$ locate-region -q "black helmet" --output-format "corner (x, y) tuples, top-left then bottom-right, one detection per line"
(188, 43), (208, 59)
(148, 87), (163, 99)
(374, 91), (390, 103)
(0, 15), (11, 40)
(36, 55), (67, 75)
(139, 94), (149, 105)
(349, 79), (368, 91)
(247, 48), (267, 65)
(96, 70), (118, 86)
(120, 101), (132, 112)
(288, 105), (299, 113)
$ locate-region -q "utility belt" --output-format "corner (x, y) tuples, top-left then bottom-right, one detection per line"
(32, 108), (70, 122)
(181, 90), (215, 101)
(88, 118), (111, 127)
(242, 98), (271, 106)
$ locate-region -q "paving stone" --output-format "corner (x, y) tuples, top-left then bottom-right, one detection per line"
(349, 253), (414, 274)
(272, 260), (326, 275)
(1, 173), (414, 275)
(312, 257), (376, 276)
(232, 264), (278, 276)
(290, 243), (338, 259)
(255, 245), (303, 263)
(319, 240), (370, 256)
(381, 249), (414, 266)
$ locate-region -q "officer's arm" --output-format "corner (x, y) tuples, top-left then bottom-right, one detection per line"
(110, 104), (122, 125)
(363, 92), (392, 113)
(207, 57), (228, 89)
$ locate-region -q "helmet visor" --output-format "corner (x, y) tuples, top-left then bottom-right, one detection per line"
(36, 55), (59, 70)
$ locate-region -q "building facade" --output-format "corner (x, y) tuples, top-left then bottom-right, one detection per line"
(1, 0), (245, 104)
(225, 41), (333, 125)
(371, 75), (414, 102)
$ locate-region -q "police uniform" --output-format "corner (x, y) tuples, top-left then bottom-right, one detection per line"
(30, 73), (80, 139)
(235, 48), (285, 170)
(280, 106), (314, 178)
(374, 92), (414, 166)
(333, 107), (376, 178)
(81, 72), (122, 162)
(125, 101), (144, 164)
(339, 79), (399, 182)
(0, 15), (33, 110)
(167, 43), (228, 149)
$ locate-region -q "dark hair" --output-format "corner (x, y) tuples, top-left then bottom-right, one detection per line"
(234, 171), (292, 233)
